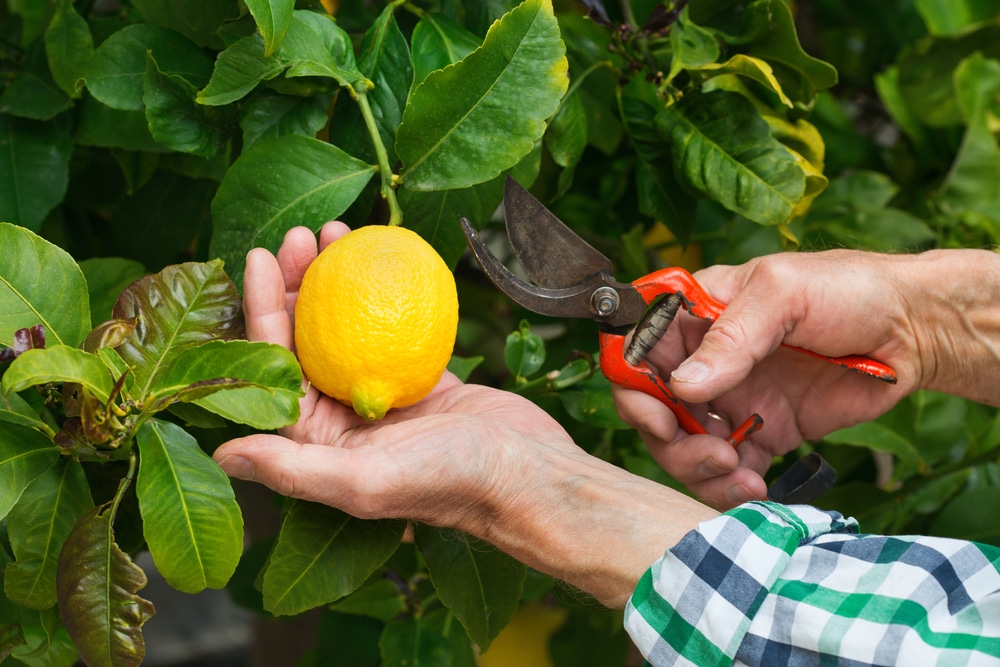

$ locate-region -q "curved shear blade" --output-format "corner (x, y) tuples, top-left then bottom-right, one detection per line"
(503, 175), (613, 288)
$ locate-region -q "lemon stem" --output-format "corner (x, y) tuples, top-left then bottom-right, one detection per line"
(356, 89), (404, 226)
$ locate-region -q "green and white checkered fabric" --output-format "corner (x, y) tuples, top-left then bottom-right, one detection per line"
(625, 501), (1000, 666)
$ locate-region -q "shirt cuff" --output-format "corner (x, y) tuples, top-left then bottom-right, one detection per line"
(623, 501), (858, 667)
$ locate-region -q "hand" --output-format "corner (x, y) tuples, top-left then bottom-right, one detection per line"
(213, 223), (717, 607)
(613, 249), (921, 509)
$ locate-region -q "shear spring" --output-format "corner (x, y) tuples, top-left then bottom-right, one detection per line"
(624, 293), (683, 366)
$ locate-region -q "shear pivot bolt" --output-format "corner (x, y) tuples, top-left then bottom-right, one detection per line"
(591, 287), (620, 317)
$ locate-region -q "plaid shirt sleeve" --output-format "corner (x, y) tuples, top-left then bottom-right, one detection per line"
(624, 501), (1000, 666)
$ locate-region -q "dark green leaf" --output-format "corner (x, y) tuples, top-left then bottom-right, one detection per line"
(618, 81), (697, 244)
(504, 321), (545, 379)
(914, 0), (1000, 36)
(262, 501), (404, 616)
(44, 0), (94, 97)
(446, 355), (485, 383)
(3, 346), (115, 403)
(143, 53), (232, 158)
(0, 391), (51, 434)
(312, 610), (383, 667)
(0, 222), (90, 347)
(245, 0), (295, 56)
(0, 41), (73, 120)
(76, 96), (167, 153)
(0, 115), (73, 232)
(668, 8), (720, 81)
(558, 369), (629, 429)
(129, 0), (242, 49)
(135, 420), (243, 593)
(933, 53), (1000, 218)
(0, 605), (78, 667)
(78, 258), (147, 329)
(197, 11), (362, 106)
(5, 458), (94, 610)
(329, 5), (412, 166)
(398, 175), (505, 269)
(414, 524), (525, 651)
(86, 24), (215, 111)
(824, 422), (923, 465)
(546, 90), (587, 196)
(930, 487), (1000, 545)
(56, 504), (155, 667)
(0, 421), (60, 522)
(379, 615), (453, 667)
(396, 0), (569, 190)
(240, 89), (332, 150)
(551, 608), (628, 667)
(112, 260), (246, 400)
(146, 340), (303, 429)
(657, 90), (805, 226)
(410, 13), (481, 85)
(327, 578), (407, 622)
(209, 135), (375, 288)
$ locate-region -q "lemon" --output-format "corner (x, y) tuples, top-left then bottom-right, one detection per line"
(294, 225), (458, 420)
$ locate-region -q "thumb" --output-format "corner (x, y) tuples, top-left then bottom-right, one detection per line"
(669, 293), (786, 404)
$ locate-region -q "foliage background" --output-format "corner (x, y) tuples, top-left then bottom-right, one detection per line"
(2, 0), (1000, 665)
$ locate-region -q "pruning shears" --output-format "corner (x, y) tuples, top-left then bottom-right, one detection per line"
(460, 176), (898, 504)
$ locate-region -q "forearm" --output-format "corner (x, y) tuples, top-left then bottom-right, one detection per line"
(899, 249), (1000, 406)
(473, 445), (718, 608)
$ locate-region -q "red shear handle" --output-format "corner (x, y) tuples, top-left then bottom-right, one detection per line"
(630, 267), (898, 384)
(599, 331), (762, 446)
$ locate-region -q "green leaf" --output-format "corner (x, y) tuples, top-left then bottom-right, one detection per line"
(0, 421), (60, 522)
(618, 80), (697, 244)
(824, 422), (923, 465)
(197, 11), (362, 106)
(379, 616), (453, 667)
(143, 52), (232, 158)
(240, 89), (331, 150)
(933, 53), (1000, 218)
(0, 391), (51, 434)
(209, 135), (375, 288)
(546, 89), (588, 195)
(736, 0), (838, 106)
(504, 320), (545, 380)
(0, 41), (73, 120)
(914, 0), (1000, 36)
(414, 524), (525, 651)
(76, 97), (167, 153)
(657, 90), (805, 226)
(44, 0), (94, 98)
(0, 115), (73, 232)
(55, 503), (155, 667)
(135, 419), (243, 593)
(396, 0), (569, 191)
(3, 347), (115, 403)
(146, 340), (303, 428)
(329, 4), (412, 166)
(262, 500), (404, 617)
(2, 605), (78, 667)
(398, 175), (505, 269)
(447, 355), (485, 383)
(558, 370), (629, 429)
(931, 487), (1000, 545)
(327, 578), (407, 622)
(0, 222), (90, 347)
(112, 260), (246, 400)
(668, 8), (721, 81)
(410, 13), (482, 85)
(689, 54), (793, 108)
(78, 258), (147, 329)
(5, 458), (94, 610)
(245, 0), (295, 56)
(86, 23), (215, 111)
(129, 0), (241, 49)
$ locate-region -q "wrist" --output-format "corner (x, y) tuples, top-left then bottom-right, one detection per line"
(900, 249), (1000, 406)
(471, 443), (717, 608)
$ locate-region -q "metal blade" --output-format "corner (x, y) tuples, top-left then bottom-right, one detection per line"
(503, 175), (613, 288)
(461, 218), (646, 328)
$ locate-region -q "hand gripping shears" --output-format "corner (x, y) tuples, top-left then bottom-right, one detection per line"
(461, 176), (898, 503)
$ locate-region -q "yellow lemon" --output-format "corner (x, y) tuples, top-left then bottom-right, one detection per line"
(294, 225), (458, 420)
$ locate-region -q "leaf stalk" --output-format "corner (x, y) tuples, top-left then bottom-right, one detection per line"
(356, 87), (403, 226)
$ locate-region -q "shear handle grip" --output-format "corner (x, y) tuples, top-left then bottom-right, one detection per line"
(630, 267), (898, 384)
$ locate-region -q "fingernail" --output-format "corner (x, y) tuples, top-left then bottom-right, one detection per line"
(218, 455), (254, 480)
(672, 360), (711, 384)
(699, 457), (733, 477)
(726, 484), (757, 506)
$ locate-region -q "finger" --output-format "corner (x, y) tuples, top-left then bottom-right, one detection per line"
(244, 248), (293, 349)
(684, 465), (768, 511)
(318, 220), (351, 251)
(215, 434), (379, 514)
(610, 383), (681, 443)
(276, 226), (322, 294)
